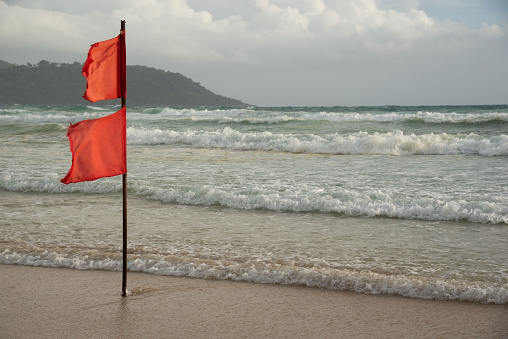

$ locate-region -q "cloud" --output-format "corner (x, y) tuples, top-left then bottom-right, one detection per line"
(0, 0), (506, 105)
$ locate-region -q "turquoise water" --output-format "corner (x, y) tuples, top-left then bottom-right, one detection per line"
(1, 104), (507, 303)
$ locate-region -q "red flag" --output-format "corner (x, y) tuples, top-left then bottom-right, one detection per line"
(82, 33), (126, 102)
(61, 107), (126, 184)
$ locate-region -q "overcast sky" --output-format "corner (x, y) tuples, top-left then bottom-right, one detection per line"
(1, 0), (507, 106)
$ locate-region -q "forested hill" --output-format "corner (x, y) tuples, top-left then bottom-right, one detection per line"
(0, 60), (248, 107)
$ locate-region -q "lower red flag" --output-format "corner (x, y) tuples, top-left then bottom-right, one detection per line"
(61, 107), (126, 184)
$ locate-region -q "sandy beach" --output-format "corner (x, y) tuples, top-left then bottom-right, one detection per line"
(0, 264), (507, 338)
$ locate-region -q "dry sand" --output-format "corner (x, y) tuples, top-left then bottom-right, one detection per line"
(1, 264), (507, 339)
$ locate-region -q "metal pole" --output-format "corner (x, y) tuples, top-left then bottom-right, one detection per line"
(122, 173), (127, 296)
(120, 19), (127, 297)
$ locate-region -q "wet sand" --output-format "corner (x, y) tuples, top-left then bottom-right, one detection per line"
(1, 264), (507, 338)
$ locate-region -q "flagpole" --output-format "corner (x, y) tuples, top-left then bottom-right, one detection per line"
(120, 19), (128, 297)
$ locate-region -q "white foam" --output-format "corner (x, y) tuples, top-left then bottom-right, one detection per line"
(85, 105), (109, 111)
(0, 173), (122, 194)
(1, 173), (506, 224)
(3, 107), (506, 128)
(216, 115), (303, 124)
(413, 111), (508, 123)
(136, 107), (250, 118)
(0, 108), (29, 114)
(308, 111), (508, 123)
(0, 112), (107, 123)
(101, 109), (508, 125)
(2, 249), (506, 304)
(133, 184), (508, 224)
(127, 127), (508, 156)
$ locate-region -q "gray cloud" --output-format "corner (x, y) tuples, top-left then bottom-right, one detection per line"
(0, 0), (506, 106)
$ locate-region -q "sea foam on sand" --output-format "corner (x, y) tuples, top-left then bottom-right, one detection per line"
(1, 264), (507, 339)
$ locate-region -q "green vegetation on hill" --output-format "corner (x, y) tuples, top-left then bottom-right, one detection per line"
(0, 60), (248, 107)
(0, 60), (15, 69)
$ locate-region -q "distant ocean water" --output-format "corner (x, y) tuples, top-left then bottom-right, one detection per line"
(1, 104), (507, 303)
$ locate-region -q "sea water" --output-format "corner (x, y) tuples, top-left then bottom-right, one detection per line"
(1, 104), (507, 303)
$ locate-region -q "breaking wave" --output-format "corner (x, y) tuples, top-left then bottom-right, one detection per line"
(1, 246), (506, 304)
(127, 127), (508, 156)
(2, 173), (506, 224)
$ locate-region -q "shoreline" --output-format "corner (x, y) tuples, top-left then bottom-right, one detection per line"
(1, 264), (507, 338)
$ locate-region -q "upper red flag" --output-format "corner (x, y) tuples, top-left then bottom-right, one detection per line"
(61, 107), (127, 184)
(82, 33), (126, 102)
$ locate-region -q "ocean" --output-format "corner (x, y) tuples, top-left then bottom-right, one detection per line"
(1, 104), (507, 304)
